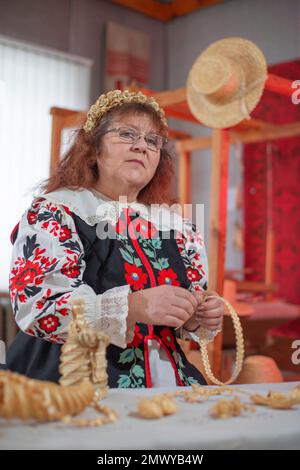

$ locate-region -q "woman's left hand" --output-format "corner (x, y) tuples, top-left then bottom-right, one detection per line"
(182, 290), (225, 333)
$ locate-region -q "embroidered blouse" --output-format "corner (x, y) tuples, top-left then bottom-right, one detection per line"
(9, 188), (220, 387)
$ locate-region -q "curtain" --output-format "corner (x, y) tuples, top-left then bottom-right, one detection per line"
(0, 35), (92, 291)
(244, 59), (300, 304)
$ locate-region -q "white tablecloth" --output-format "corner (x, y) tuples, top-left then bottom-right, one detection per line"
(0, 382), (299, 450)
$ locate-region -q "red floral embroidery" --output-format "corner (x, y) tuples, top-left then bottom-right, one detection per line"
(48, 333), (64, 344)
(11, 259), (49, 294)
(186, 267), (202, 282)
(61, 255), (81, 278)
(157, 268), (180, 286)
(26, 287), (68, 316)
(193, 284), (203, 291)
(57, 308), (69, 317)
(56, 293), (71, 307)
(160, 327), (176, 351)
(38, 314), (60, 334)
(10, 222), (20, 244)
(9, 200), (81, 342)
(26, 198), (45, 224)
(31, 197), (45, 210)
(191, 261), (205, 276)
(27, 211), (39, 225)
(127, 324), (143, 347)
(185, 230), (194, 243)
(41, 219), (61, 237)
(36, 288), (52, 309)
(124, 262), (148, 290)
(26, 328), (35, 336)
(59, 225), (72, 242)
(194, 231), (204, 246)
(62, 204), (72, 216)
(175, 232), (185, 251)
(26, 199), (74, 243)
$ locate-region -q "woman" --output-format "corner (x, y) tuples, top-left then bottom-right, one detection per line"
(4, 89), (224, 388)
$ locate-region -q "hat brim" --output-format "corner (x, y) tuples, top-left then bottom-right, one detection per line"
(187, 37), (267, 128)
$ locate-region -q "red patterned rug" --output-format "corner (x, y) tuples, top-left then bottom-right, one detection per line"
(244, 59), (300, 306)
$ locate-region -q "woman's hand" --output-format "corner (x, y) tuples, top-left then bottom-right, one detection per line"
(128, 285), (198, 329)
(182, 290), (225, 333)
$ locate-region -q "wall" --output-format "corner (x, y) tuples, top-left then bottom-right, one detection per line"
(1, 0), (300, 272)
(167, 0), (300, 270)
(0, 0), (166, 101)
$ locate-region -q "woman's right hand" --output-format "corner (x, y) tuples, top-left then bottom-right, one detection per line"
(127, 285), (198, 329)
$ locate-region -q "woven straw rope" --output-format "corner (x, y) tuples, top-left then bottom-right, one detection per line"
(198, 296), (245, 385)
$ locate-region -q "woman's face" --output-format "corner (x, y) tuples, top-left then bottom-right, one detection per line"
(96, 113), (162, 197)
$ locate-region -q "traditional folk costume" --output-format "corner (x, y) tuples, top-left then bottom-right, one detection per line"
(3, 89), (223, 387)
(3, 187), (221, 387)
(2, 35), (269, 390)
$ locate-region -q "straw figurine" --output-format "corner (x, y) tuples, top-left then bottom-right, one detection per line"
(0, 299), (116, 425)
(59, 298), (110, 400)
(0, 371), (94, 422)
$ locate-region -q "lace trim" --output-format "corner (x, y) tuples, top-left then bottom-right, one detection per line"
(40, 188), (188, 232)
(179, 326), (221, 344)
(71, 284), (133, 349)
(41, 189), (114, 226)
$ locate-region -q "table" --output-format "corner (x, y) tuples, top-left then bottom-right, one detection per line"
(0, 382), (299, 450)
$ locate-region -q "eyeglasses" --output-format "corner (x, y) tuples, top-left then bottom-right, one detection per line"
(104, 126), (167, 151)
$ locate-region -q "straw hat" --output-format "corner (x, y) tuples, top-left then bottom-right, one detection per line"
(234, 355), (283, 384)
(186, 37), (267, 128)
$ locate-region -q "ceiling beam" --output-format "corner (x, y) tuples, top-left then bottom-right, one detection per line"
(110, 0), (224, 22)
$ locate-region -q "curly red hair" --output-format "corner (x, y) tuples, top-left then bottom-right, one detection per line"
(41, 102), (176, 205)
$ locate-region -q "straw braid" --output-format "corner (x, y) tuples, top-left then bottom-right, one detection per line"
(198, 295), (245, 385)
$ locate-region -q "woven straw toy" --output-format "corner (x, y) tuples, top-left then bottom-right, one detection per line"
(59, 298), (110, 401)
(0, 299), (116, 425)
(0, 371), (94, 422)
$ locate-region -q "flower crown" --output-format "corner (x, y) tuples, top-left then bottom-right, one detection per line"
(83, 89), (168, 133)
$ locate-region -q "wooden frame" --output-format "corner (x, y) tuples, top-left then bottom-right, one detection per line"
(110, 0), (225, 22)
(50, 72), (299, 377)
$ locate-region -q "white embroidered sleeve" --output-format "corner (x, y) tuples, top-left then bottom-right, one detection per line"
(9, 198), (133, 347)
(76, 283), (133, 348)
(177, 219), (221, 344)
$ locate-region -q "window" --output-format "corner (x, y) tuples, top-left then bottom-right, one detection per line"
(0, 35), (92, 290)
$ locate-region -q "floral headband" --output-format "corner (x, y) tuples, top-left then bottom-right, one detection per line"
(83, 89), (168, 133)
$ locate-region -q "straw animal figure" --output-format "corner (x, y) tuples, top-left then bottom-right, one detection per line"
(0, 299), (113, 423)
(0, 371), (94, 422)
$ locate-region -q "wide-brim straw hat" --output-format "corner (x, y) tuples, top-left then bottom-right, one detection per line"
(186, 37), (267, 128)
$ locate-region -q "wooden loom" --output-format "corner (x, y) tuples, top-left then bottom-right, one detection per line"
(50, 73), (300, 379)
